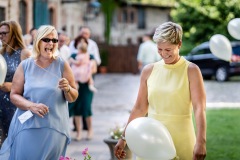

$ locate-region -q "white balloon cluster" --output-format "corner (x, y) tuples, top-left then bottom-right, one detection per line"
(210, 18), (240, 62)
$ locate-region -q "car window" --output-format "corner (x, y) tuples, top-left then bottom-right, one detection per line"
(232, 46), (240, 56)
(192, 48), (211, 55)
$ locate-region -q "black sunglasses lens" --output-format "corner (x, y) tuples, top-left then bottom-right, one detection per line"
(42, 38), (50, 42)
(0, 32), (7, 35)
(42, 38), (58, 43)
(52, 39), (58, 43)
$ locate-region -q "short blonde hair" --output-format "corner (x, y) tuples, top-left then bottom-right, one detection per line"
(153, 21), (182, 45)
(32, 25), (58, 59)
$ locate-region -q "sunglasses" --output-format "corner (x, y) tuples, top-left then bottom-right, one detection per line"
(0, 32), (9, 36)
(41, 38), (58, 43)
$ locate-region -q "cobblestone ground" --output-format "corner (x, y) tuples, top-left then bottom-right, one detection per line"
(66, 74), (240, 160)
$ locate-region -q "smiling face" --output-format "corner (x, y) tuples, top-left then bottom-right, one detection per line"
(39, 31), (58, 59)
(157, 41), (181, 64)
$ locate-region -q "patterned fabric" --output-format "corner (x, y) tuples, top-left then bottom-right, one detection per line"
(0, 49), (21, 146)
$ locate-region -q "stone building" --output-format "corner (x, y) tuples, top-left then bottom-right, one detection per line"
(0, 0), (175, 45)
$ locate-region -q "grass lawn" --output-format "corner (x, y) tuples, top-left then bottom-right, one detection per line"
(206, 108), (240, 160)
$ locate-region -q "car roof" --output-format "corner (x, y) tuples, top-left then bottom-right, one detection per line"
(192, 41), (240, 52)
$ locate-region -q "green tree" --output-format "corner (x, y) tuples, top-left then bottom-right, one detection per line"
(171, 0), (240, 54)
(100, 0), (117, 44)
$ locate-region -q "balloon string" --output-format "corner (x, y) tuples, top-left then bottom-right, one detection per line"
(1, 40), (17, 52)
(1, 41), (64, 109)
(34, 62), (61, 80)
(1, 40), (61, 79)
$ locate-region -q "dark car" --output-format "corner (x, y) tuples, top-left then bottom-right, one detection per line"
(185, 41), (240, 81)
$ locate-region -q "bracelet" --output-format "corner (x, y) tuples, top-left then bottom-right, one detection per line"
(121, 135), (126, 141)
(65, 85), (71, 93)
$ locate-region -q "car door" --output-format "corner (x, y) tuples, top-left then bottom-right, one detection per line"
(188, 47), (217, 76)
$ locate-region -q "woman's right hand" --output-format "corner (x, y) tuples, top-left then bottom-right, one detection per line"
(114, 139), (127, 160)
(30, 103), (49, 118)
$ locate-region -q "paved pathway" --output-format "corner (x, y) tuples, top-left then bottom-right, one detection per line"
(66, 73), (240, 160)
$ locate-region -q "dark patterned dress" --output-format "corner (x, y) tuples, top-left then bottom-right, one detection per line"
(0, 49), (21, 146)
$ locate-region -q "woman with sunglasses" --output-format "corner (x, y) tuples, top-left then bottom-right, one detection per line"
(0, 25), (78, 159)
(0, 20), (31, 147)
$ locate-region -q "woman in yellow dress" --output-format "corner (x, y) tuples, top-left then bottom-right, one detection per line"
(114, 21), (206, 160)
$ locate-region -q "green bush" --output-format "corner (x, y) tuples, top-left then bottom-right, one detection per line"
(100, 49), (108, 66)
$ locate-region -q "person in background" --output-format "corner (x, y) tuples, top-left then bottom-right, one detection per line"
(68, 36), (96, 141)
(23, 33), (32, 49)
(69, 26), (100, 132)
(0, 25), (78, 159)
(57, 31), (71, 61)
(69, 26), (101, 66)
(69, 37), (98, 93)
(28, 27), (37, 50)
(137, 33), (161, 72)
(0, 20), (31, 147)
(114, 21), (206, 160)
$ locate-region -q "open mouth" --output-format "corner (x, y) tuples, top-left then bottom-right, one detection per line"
(162, 55), (171, 59)
(45, 48), (53, 53)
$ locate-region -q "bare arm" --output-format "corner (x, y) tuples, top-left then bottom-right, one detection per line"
(0, 49), (31, 92)
(59, 61), (78, 102)
(91, 59), (97, 74)
(10, 63), (49, 118)
(188, 63), (207, 160)
(114, 64), (153, 159)
(20, 48), (32, 61)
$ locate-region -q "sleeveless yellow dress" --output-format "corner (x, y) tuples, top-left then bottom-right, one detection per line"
(137, 57), (196, 160)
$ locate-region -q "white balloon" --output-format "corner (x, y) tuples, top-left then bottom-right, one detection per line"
(228, 18), (240, 40)
(0, 54), (7, 85)
(209, 34), (232, 61)
(125, 117), (176, 160)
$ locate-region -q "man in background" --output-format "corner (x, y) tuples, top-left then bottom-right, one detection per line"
(137, 33), (161, 72)
(69, 26), (101, 66)
(57, 31), (71, 61)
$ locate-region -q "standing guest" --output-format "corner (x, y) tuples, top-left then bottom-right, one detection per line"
(23, 34), (32, 49)
(0, 20), (31, 146)
(68, 36), (96, 141)
(0, 25), (78, 159)
(27, 27), (37, 50)
(69, 26), (101, 66)
(114, 22), (207, 160)
(137, 33), (161, 72)
(56, 31), (71, 61)
(69, 27), (100, 132)
(69, 37), (98, 93)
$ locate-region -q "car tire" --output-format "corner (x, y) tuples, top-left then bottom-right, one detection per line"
(215, 66), (228, 82)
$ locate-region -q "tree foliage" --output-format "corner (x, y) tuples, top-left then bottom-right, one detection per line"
(171, 0), (240, 51)
(100, 0), (117, 44)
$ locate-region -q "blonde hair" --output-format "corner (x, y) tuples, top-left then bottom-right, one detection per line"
(153, 21), (182, 45)
(32, 25), (58, 59)
(77, 39), (88, 53)
(0, 20), (26, 54)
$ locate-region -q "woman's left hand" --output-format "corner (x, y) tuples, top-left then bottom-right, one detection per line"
(58, 78), (70, 93)
(193, 143), (206, 160)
